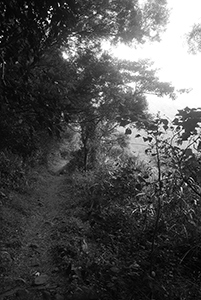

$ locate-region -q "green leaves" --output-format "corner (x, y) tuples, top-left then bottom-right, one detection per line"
(143, 137), (153, 143)
(125, 128), (132, 135)
(186, 23), (201, 54)
(0, 0), (171, 158)
(173, 107), (201, 141)
(160, 118), (169, 130)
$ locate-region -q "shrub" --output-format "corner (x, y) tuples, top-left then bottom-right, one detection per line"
(69, 147), (201, 299)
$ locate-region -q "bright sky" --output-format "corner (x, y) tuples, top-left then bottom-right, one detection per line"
(106, 0), (201, 118)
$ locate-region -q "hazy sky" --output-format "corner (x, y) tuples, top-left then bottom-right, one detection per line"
(110, 0), (201, 118)
(109, 1), (201, 157)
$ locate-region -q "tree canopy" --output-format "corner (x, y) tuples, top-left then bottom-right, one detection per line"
(0, 0), (172, 157)
(187, 23), (201, 54)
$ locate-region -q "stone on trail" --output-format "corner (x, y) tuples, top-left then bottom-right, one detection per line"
(34, 274), (49, 285)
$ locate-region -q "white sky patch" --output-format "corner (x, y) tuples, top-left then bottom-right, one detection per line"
(103, 0), (201, 116)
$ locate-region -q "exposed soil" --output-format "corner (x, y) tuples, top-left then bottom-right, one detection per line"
(0, 152), (85, 300)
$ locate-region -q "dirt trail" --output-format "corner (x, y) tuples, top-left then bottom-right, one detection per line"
(1, 154), (74, 300)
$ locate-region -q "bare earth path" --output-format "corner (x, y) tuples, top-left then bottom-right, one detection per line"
(0, 154), (77, 300)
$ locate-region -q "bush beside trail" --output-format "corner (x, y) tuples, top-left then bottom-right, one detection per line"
(67, 148), (201, 300)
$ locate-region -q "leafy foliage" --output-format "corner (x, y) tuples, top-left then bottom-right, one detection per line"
(186, 23), (201, 54)
(173, 107), (201, 141)
(64, 53), (175, 170)
(63, 114), (201, 299)
(0, 0), (171, 158)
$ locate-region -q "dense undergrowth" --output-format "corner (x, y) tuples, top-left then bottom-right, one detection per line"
(63, 152), (201, 300)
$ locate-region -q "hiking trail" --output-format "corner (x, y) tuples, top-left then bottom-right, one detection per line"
(0, 152), (77, 300)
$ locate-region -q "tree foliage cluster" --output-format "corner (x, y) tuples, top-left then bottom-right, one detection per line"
(0, 0), (174, 164)
(187, 23), (201, 54)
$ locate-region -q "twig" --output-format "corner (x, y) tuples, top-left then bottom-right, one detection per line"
(0, 51), (6, 85)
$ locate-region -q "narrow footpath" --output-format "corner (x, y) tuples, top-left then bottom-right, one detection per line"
(0, 153), (83, 300)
